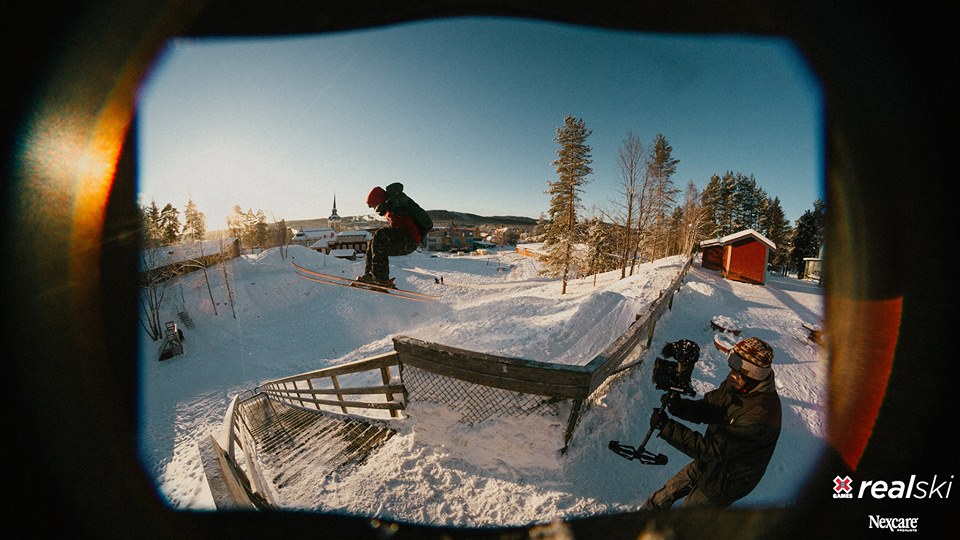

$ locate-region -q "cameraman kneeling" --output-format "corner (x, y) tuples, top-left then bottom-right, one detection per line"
(642, 337), (781, 509)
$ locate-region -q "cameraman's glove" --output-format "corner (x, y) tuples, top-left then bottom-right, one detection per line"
(649, 408), (668, 431)
(661, 392), (680, 411)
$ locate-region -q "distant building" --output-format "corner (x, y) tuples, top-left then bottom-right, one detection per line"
(425, 225), (478, 251)
(290, 227), (336, 248)
(330, 229), (372, 255)
(699, 228), (776, 285)
(515, 243), (546, 258)
(801, 244), (825, 282)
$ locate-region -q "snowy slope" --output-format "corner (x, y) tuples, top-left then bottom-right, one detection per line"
(139, 245), (825, 526)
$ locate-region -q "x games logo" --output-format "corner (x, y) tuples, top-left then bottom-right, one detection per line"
(834, 475), (854, 499)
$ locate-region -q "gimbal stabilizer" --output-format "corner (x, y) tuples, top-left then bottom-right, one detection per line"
(608, 434), (668, 465)
(607, 339), (701, 466)
(607, 392), (677, 465)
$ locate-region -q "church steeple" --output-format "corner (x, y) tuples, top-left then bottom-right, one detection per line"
(328, 194), (341, 229)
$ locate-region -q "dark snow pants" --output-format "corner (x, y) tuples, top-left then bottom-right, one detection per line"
(641, 461), (722, 510)
(364, 227), (419, 281)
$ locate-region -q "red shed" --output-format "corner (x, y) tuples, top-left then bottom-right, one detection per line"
(700, 229), (776, 285)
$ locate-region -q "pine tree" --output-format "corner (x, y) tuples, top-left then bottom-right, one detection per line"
(790, 199), (825, 275)
(227, 205), (246, 249)
(645, 133), (680, 259)
(584, 217), (616, 285)
(142, 200), (163, 248)
(252, 210), (269, 250)
(732, 174), (764, 231)
(182, 198), (207, 242)
(159, 203), (181, 245)
(760, 196), (792, 270)
(542, 116), (592, 294)
(717, 172), (738, 236)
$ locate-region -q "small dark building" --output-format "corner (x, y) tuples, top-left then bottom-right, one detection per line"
(700, 239), (724, 271)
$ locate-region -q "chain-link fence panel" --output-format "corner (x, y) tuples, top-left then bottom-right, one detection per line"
(401, 364), (562, 424)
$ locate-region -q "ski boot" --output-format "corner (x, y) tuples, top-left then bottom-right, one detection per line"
(356, 274), (397, 289)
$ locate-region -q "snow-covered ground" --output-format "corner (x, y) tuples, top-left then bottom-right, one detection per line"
(139, 244), (826, 526)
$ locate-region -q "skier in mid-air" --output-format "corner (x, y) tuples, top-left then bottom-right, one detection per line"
(358, 182), (432, 288)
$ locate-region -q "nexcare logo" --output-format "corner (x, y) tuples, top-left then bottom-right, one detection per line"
(833, 475), (954, 500)
(868, 515), (918, 533)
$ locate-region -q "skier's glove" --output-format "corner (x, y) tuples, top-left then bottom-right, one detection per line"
(650, 408), (668, 431)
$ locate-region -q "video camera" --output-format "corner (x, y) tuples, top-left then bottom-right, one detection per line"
(652, 339), (700, 397)
(608, 339), (701, 465)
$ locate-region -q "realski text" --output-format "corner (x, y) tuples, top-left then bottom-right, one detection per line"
(857, 475), (953, 499)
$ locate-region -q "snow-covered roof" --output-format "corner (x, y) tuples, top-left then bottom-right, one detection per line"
(292, 227), (335, 240)
(700, 238), (722, 248)
(700, 228), (776, 251)
(141, 237), (238, 270)
(335, 229), (372, 240)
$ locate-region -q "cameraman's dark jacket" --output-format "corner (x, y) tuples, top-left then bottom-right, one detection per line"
(659, 373), (781, 505)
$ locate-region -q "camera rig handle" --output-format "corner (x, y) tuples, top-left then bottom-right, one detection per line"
(608, 391), (687, 465)
(608, 418), (668, 466)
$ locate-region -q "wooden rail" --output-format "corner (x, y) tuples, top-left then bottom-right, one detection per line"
(256, 351), (404, 417)
(198, 391), (273, 509)
(394, 337), (593, 399)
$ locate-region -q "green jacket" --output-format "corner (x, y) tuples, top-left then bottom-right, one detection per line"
(659, 373), (782, 505)
(376, 182), (433, 238)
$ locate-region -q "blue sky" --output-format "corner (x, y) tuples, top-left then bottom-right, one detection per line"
(137, 17), (823, 229)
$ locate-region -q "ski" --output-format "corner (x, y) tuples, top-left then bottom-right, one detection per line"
(291, 262), (439, 302)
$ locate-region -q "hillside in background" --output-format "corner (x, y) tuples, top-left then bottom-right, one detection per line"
(424, 210), (538, 227)
(206, 210), (537, 242)
(275, 210), (537, 235)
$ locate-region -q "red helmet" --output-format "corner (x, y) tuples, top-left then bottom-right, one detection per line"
(366, 186), (387, 208)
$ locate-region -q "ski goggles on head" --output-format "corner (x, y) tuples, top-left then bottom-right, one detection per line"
(727, 350), (771, 381)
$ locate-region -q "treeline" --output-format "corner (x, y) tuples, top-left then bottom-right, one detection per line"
(538, 115), (825, 293)
(140, 200), (291, 251)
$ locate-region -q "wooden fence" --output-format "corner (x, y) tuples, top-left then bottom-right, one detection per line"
(255, 351), (404, 418)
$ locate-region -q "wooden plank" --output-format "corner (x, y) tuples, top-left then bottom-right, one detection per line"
(198, 434), (259, 510)
(394, 336), (591, 391)
(401, 354), (590, 399)
(264, 394), (405, 411)
(263, 383), (406, 397)
(260, 351), (399, 386)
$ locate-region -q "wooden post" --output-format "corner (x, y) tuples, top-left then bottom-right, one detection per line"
(380, 366), (398, 417)
(331, 375), (348, 414)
